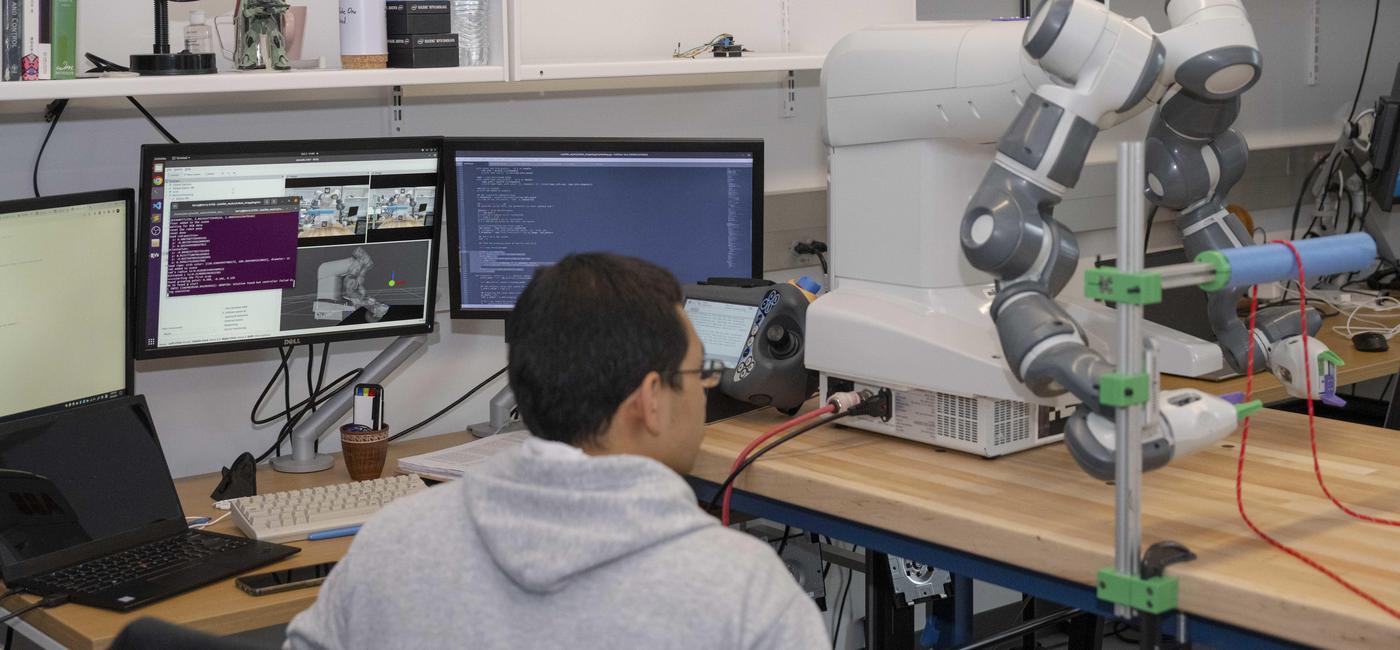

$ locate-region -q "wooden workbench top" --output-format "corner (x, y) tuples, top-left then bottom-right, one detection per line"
(693, 407), (1400, 649)
(1163, 322), (1400, 403)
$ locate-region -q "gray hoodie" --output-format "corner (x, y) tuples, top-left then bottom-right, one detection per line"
(285, 437), (828, 649)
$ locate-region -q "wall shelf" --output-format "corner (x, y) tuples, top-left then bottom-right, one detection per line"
(0, 66), (508, 103)
(514, 52), (825, 81)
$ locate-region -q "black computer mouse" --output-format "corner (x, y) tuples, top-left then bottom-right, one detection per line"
(1352, 331), (1389, 352)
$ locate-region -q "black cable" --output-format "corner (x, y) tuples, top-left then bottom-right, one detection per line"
(387, 366), (509, 442)
(305, 344), (317, 413)
(306, 344), (318, 452)
(705, 411), (856, 515)
(0, 594), (68, 626)
(776, 524), (792, 557)
(32, 99), (69, 198)
(1291, 154), (1330, 240)
(253, 368), (364, 464)
(279, 346), (293, 456)
(312, 343), (329, 452)
(315, 343), (330, 400)
(815, 251), (829, 276)
(1349, 0), (1382, 124)
(253, 350), (354, 425)
(1143, 205), (1159, 254)
(126, 96), (179, 143)
(251, 347), (294, 425)
(830, 546), (858, 647)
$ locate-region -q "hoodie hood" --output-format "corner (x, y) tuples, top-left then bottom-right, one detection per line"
(463, 436), (715, 593)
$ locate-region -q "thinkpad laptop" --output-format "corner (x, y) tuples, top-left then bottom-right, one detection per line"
(0, 396), (298, 611)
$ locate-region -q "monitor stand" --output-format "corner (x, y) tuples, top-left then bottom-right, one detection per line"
(272, 335), (426, 474)
(467, 386), (526, 438)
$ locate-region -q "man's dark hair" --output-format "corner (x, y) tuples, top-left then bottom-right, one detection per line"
(506, 253), (689, 446)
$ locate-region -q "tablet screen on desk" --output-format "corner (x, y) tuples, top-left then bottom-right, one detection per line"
(684, 298), (759, 368)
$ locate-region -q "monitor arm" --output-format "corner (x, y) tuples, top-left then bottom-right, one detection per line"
(961, 0), (1339, 474)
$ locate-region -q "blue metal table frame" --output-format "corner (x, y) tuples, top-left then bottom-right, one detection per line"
(689, 478), (1311, 650)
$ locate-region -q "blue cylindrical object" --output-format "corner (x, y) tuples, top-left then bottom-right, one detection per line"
(1218, 233), (1376, 290)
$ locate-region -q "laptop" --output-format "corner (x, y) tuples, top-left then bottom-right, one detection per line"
(0, 396), (298, 611)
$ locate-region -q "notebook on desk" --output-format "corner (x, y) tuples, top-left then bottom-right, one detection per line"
(0, 396), (299, 611)
(397, 430), (531, 481)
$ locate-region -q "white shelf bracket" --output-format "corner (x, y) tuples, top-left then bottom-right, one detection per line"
(781, 70), (797, 118)
(385, 85), (405, 135)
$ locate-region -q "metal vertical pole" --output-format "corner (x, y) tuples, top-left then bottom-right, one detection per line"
(1113, 142), (1146, 620)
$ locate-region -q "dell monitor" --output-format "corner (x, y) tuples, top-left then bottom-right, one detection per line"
(0, 190), (134, 423)
(444, 138), (763, 318)
(136, 138), (442, 359)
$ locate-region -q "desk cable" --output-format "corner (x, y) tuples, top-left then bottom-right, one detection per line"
(1239, 241), (1400, 620)
(387, 366), (509, 443)
(707, 389), (891, 526)
(0, 590), (69, 630)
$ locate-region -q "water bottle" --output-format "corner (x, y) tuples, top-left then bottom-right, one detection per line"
(452, 0), (489, 66)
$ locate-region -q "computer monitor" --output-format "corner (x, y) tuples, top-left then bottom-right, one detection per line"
(135, 138), (443, 358)
(0, 189), (133, 423)
(444, 138), (763, 318)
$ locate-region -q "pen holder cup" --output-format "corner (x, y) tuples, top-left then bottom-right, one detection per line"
(340, 425), (390, 481)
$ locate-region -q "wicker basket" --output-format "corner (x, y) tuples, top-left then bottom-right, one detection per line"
(340, 424), (390, 481)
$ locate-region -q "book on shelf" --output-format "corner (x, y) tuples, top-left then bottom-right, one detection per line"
(34, 0), (48, 79)
(50, 0), (72, 80)
(20, 0), (38, 79)
(1, 0), (21, 81)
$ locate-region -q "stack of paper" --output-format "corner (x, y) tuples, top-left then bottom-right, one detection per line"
(397, 430), (530, 480)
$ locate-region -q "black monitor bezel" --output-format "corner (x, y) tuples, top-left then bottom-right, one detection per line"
(135, 137), (444, 359)
(0, 189), (135, 425)
(441, 137), (765, 320)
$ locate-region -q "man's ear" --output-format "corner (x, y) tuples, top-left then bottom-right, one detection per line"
(635, 371), (668, 437)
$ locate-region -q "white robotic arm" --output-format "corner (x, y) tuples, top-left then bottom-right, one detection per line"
(962, 0), (1339, 477)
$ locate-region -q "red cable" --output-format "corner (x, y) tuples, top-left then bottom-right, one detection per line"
(1275, 240), (1400, 527)
(721, 404), (836, 526)
(1236, 244), (1400, 619)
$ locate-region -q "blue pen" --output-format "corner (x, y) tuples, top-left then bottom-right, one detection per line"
(307, 525), (361, 541)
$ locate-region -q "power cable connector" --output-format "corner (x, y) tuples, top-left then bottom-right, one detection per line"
(793, 240), (829, 275)
(826, 388), (893, 421)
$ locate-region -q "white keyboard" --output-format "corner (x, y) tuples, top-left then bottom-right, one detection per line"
(231, 474), (429, 543)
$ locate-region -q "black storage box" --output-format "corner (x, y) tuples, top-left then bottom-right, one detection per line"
(387, 0), (452, 35)
(389, 33), (460, 68)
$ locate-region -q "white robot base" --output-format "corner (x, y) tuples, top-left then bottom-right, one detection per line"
(806, 282), (1076, 458)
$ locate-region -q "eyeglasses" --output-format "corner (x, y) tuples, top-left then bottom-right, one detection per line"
(668, 358), (727, 389)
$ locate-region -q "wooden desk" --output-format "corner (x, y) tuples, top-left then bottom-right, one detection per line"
(4, 433), (472, 650)
(1163, 326), (1400, 403)
(692, 407), (1400, 649)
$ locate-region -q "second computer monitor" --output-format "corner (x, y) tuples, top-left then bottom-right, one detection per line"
(136, 138), (443, 358)
(444, 138), (763, 317)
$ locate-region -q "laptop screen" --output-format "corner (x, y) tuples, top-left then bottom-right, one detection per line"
(0, 397), (183, 575)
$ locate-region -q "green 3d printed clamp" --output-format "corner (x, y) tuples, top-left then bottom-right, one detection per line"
(1085, 267), (1163, 305)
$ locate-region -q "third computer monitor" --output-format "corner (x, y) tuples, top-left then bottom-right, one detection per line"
(444, 138), (763, 318)
(0, 190), (133, 423)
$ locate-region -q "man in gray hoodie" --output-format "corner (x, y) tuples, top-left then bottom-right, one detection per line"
(285, 253), (828, 649)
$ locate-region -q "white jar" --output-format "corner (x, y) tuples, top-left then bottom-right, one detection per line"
(339, 0), (388, 69)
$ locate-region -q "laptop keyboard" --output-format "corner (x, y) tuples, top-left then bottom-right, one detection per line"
(31, 531), (249, 595)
